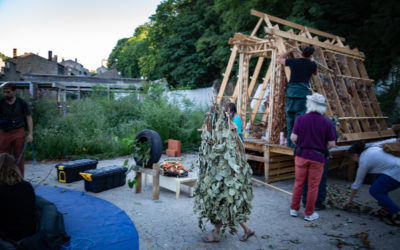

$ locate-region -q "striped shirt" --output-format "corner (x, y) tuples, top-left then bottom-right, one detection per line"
(352, 146), (400, 190)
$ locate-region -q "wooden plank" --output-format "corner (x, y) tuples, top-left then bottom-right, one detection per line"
(264, 27), (364, 58)
(343, 130), (396, 140)
(248, 57), (264, 98)
(251, 177), (292, 195)
(264, 147), (270, 182)
(269, 145), (294, 155)
(244, 142), (264, 152)
(246, 154), (268, 163)
(346, 58), (379, 130)
(268, 173), (296, 183)
(356, 60), (388, 130)
(217, 45), (238, 104)
(251, 17), (264, 36)
(152, 163), (160, 200)
(267, 49), (276, 142)
(270, 161), (295, 169)
(270, 155), (294, 162)
(135, 171), (142, 193)
(250, 59), (271, 123)
(325, 51), (362, 133)
(250, 9), (345, 42)
(338, 116), (388, 120)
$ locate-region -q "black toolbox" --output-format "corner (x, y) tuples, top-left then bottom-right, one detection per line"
(80, 165), (127, 193)
(55, 159), (98, 183)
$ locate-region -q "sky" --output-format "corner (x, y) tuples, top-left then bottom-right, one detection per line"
(0, 0), (162, 70)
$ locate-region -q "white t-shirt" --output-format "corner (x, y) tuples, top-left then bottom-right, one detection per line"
(351, 146), (400, 190)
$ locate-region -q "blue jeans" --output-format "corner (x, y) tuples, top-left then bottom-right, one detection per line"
(302, 160), (329, 206)
(369, 174), (400, 215)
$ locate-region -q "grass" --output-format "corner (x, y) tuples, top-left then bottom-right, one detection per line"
(27, 83), (206, 160)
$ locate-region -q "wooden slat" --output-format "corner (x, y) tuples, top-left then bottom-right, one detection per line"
(264, 27), (364, 58)
(346, 58), (379, 130)
(269, 145), (294, 155)
(270, 161), (294, 169)
(338, 116), (388, 120)
(246, 154), (268, 163)
(243, 142), (264, 152)
(356, 60), (388, 130)
(248, 57), (264, 98)
(250, 9), (346, 42)
(343, 130), (396, 140)
(268, 173), (296, 183)
(251, 17), (263, 36)
(217, 46), (238, 104)
(325, 51), (362, 133)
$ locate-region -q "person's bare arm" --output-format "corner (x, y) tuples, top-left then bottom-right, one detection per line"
(26, 115), (33, 142)
(277, 49), (296, 65)
(342, 189), (357, 207)
(290, 133), (298, 146)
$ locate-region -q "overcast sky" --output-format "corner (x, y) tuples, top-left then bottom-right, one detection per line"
(0, 0), (161, 70)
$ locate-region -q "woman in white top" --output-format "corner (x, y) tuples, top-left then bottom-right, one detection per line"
(343, 142), (400, 226)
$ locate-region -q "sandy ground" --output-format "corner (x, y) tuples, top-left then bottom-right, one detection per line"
(25, 153), (400, 250)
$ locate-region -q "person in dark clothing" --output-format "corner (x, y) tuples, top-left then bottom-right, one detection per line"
(0, 153), (37, 241)
(0, 83), (33, 176)
(277, 46), (317, 148)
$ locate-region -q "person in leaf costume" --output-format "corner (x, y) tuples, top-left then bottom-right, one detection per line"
(194, 103), (254, 243)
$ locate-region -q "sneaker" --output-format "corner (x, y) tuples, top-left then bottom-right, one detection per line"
(304, 212), (319, 221)
(290, 209), (298, 217)
(315, 203), (326, 211)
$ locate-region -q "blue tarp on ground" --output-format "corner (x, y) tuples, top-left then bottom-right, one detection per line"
(35, 185), (139, 250)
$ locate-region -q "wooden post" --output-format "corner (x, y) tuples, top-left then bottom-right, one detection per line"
(217, 45), (238, 104)
(152, 163), (160, 200)
(135, 171), (142, 193)
(238, 53), (244, 124)
(264, 146), (270, 182)
(267, 49), (276, 142)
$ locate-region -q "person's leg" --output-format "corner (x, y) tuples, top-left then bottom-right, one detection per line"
(285, 97), (296, 149)
(0, 130), (12, 154)
(304, 161), (324, 216)
(12, 128), (26, 176)
(303, 160), (329, 208)
(202, 226), (221, 242)
(369, 174), (400, 216)
(290, 157), (308, 211)
(239, 222), (254, 241)
(316, 161), (329, 205)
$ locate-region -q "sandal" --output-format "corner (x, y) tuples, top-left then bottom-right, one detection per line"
(383, 213), (400, 227)
(369, 207), (390, 219)
(202, 231), (221, 243)
(240, 229), (255, 242)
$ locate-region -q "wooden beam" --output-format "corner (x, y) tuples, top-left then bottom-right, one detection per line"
(343, 130), (396, 140)
(264, 27), (364, 58)
(251, 177), (292, 195)
(217, 45), (238, 104)
(251, 9), (346, 42)
(250, 60), (271, 123)
(246, 154), (269, 163)
(338, 116), (388, 120)
(251, 17), (264, 36)
(248, 57), (265, 98)
(269, 145), (294, 155)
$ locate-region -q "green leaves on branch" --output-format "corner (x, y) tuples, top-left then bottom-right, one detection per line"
(193, 104), (253, 235)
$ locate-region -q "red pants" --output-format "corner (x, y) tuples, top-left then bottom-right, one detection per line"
(0, 127), (25, 176)
(290, 156), (324, 216)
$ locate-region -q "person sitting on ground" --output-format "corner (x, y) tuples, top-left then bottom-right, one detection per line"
(289, 93), (336, 221)
(0, 153), (37, 241)
(343, 142), (400, 226)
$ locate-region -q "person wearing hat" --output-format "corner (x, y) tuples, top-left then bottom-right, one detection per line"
(289, 93), (336, 221)
(0, 83), (33, 176)
(278, 45), (317, 148)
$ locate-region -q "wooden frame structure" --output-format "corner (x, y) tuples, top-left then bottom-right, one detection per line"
(216, 10), (396, 182)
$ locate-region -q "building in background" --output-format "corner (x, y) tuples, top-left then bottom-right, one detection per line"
(8, 49), (64, 75)
(60, 58), (90, 76)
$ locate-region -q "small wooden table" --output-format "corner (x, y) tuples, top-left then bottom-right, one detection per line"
(134, 164), (160, 200)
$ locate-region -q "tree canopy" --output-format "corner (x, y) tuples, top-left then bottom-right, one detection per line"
(108, 0), (400, 88)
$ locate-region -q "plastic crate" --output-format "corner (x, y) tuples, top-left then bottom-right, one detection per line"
(81, 165), (127, 193)
(55, 159), (98, 183)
